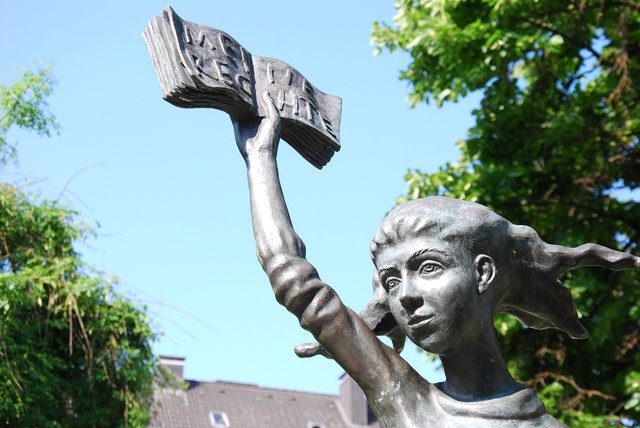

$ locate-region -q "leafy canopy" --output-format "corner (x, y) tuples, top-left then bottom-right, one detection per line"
(373, 1), (639, 426)
(0, 68), (158, 427)
(0, 66), (59, 165)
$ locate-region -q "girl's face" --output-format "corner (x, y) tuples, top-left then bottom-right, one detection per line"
(376, 236), (481, 355)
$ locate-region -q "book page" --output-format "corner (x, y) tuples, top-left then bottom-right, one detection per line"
(168, 8), (257, 112)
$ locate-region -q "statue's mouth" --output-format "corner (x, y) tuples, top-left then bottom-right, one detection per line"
(408, 314), (434, 327)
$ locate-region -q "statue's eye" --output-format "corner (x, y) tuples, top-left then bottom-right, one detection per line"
(385, 278), (400, 290)
(419, 262), (442, 275)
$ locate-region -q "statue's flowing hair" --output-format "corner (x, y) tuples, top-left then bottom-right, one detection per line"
(361, 197), (639, 352)
(294, 196), (638, 359)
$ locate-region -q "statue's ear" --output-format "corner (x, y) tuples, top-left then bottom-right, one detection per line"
(475, 254), (496, 294)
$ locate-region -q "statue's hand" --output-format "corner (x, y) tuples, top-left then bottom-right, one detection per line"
(294, 342), (333, 359)
(232, 91), (281, 162)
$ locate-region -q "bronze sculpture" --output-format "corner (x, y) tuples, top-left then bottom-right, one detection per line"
(144, 9), (640, 426)
(143, 7), (342, 169)
(232, 93), (639, 427)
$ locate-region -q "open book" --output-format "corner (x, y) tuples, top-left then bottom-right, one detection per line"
(143, 7), (342, 169)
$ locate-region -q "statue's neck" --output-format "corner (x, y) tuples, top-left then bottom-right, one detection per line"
(438, 324), (521, 401)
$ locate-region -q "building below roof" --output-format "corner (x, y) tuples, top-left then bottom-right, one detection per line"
(151, 356), (379, 428)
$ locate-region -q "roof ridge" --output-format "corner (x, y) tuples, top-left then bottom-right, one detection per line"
(186, 378), (339, 398)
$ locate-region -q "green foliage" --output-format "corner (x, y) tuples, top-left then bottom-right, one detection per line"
(0, 69), (158, 426)
(374, 1), (639, 425)
(0, 66), (59, 165)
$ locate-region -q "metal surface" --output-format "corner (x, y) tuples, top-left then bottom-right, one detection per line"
(231, 94), (639, 427)
(145, 8), (640, 425)
(143, 7), (342, 169)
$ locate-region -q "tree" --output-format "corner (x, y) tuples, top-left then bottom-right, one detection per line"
(0, 68), (158, 426)
(372, 1), (639, 426)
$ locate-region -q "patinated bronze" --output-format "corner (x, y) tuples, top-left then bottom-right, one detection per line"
(145, 10), (640, 427)
(230, 93), (639, 427)
(143, 7), (342, 169)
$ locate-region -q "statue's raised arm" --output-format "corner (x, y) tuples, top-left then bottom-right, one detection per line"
(231, 93), (403, 400)
(144, 9), (640, 427)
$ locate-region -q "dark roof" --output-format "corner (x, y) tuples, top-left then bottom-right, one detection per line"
(151, 378), (377, 428)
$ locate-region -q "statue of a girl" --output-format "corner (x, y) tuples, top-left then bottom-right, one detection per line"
(233, 93), (639, 427)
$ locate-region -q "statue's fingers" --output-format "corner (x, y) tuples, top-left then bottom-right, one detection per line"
(294, 342), (332, 359)
(257, 91), (281, 142)
(261, 91), (280, 120)
(294, 342), (320, 357)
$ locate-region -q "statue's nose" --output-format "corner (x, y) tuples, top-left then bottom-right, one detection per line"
(399, 282), (423, 312)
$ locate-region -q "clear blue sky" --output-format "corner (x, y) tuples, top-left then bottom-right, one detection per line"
(1, 1), (480, 394)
